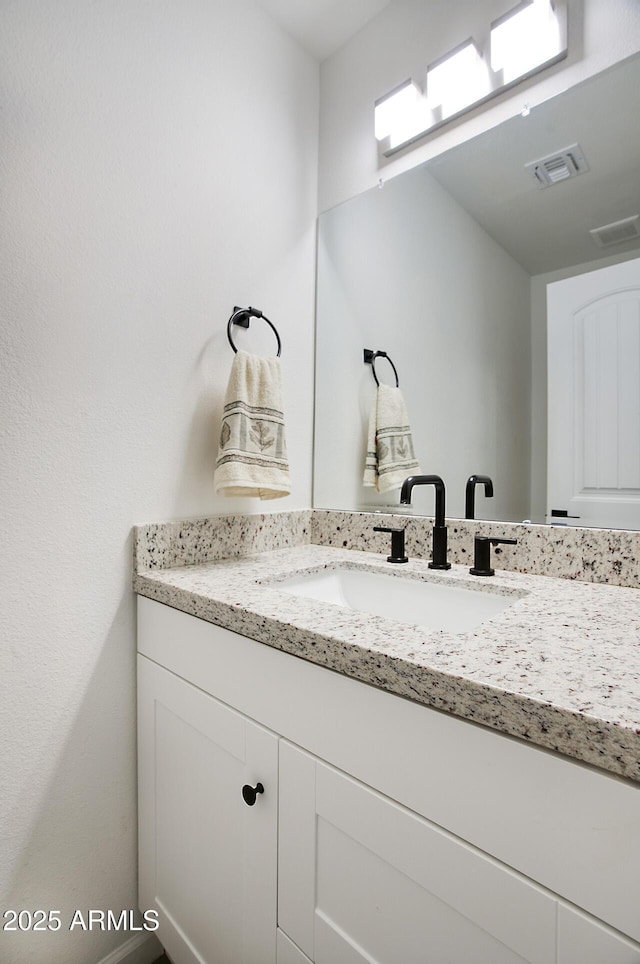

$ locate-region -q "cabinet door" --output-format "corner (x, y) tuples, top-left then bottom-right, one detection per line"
(558, 906), (640, 964)
(277, 929), (313, 964)
(138, 655), (278, 964)
(279, 741), (556, 964)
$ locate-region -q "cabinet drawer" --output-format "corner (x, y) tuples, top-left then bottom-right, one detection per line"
(280, 741), (556, 964)
(557, 906), (640, 964)
(277, 930), (313, 964)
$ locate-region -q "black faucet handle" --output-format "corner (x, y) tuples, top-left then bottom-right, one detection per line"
(373, 525), (408, 564)
(470, 536), (517, 576)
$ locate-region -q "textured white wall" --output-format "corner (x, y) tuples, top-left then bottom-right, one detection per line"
(0, 2), (318, 962)
(319, 0), (640, 211)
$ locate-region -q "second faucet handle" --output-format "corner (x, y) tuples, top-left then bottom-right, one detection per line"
(470, 536), (517, 576)
(373, 526), (408, 564)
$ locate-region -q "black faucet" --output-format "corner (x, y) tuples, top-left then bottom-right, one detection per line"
(465, 475), (494, 520)
(399, 475), (451, 570)
(373, 526), (408, 564)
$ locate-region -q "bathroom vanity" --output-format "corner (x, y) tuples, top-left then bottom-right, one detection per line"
(135, 529), (640, 964)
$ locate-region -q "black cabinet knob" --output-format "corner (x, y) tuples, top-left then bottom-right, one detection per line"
(241, 782), (264, 806)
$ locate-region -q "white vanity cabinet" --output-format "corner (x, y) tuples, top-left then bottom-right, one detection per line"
(137, 597), (640, 964)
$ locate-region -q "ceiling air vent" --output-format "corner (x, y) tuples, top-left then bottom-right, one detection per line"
(590, 215), (640, 248)
(525, 143), (590, 188)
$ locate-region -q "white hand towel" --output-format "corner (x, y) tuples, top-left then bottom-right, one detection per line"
(214, 350), (290, 499)
(363, 384), (420, 493)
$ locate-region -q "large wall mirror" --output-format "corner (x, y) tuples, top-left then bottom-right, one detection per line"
(313, 52), (640, 528)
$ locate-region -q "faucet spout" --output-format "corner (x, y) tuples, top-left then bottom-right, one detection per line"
(399, 474), (450, 570)
(465, 475), (494, 520)
(400, 475), (446, 526)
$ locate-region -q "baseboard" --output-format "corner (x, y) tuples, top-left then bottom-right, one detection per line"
(96, 932), (163, 964)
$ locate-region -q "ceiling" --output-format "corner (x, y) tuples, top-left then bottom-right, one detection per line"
(256, 2), (640, 275)
(254, 0), (392, 61)
(426, 52), (640, 274)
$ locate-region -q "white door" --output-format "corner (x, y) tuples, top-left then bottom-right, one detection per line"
(138, 655), (278, 964)
(547, 256), (640, 528)
(278, 741), (557, 964)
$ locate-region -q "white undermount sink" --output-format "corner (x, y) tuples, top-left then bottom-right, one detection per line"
(275, 566), (521, 634)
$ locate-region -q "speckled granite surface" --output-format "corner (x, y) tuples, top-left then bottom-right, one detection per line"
(134, 510), (312, 571)
(312, 510), (640, 589)
(134, 508), (640, 587)
(134, 539), (640, 784)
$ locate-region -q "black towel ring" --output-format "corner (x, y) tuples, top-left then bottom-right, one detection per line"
(363, 348), (399, 387)
(227, 306), (282, 357)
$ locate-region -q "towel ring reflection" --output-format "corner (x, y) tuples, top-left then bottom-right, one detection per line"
(363, 348), (399, 387)
(227, 306), (282, 357)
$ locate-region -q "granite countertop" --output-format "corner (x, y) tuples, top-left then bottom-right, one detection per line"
(134, 544), (640, 784)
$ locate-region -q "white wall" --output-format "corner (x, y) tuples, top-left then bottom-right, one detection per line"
(0, 2), (318, 962)
(314, 163), (531, 520)
(319, 0), (640, 212)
